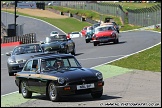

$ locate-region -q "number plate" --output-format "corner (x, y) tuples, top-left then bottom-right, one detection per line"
(99, 38), (109, 42)
(77, 83), (94, 90)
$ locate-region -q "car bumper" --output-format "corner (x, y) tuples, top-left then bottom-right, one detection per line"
(44, 47), (67, 53)
(56, 81), (104, 96)
(93, 37), (115, 43)
(7, 63), (25, 75)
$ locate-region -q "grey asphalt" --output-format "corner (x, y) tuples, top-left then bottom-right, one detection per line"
(1, 12), (66, 41)
(1, 12), (161, 107)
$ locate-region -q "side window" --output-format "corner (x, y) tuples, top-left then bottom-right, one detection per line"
(68, 58), (78, 67)
(63, 59), (70, 67)
(108, 27), (112, 30)
(112, 26), (116, 31)
(23, 60), (33, 71)
(32, 59), (39, 72)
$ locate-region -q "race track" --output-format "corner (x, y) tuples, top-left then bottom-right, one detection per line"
(1, 12), (161, 107)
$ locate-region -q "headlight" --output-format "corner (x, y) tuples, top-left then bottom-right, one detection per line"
(58, 77), (65, 84)
(96, 72), (103, 80)
(9, 59), (16, 64)
(17, 59), (27, 63)
(60, 44), (65, 49)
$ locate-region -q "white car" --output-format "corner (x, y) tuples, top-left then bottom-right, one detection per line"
(69, 32), (81, 38)
(50, 31), (59, 37)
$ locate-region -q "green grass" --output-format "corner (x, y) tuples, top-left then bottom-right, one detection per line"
(41, 18), (91, 33)
(1, 9), (142, 32)
(45, 6), (142, 30)
(109, 44), (161, 72)
(1, 10), (92, 33)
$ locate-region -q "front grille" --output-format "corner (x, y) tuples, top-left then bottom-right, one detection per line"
(68, 78), (98, 85)
(98, 36), (109, 39)
(75, 89), (91, 94)
(17, 60), (24, 63)
(12, 66), (22, 70)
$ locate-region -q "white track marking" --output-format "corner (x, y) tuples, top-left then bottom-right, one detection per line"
(92, 42), (161, 69)
(78, 55), (125, 60)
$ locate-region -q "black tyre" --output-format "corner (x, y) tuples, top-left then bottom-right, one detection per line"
(9, 72), (14, 76)
(93, 42), (98, 46)
(48, 82), (60, 102)
(86, 39), (90, 43)
(114, 38), (119, 44)
(91, 90), (103, 99)
(21, 81), (32, 98)
(65, 47), (69, 54)
(71, 47), (76, 55)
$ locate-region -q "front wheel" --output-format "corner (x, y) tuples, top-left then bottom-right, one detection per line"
(65, 47), (69, 54)
(93, 42), (98, 46)
(114, 38), (119, 44)
(21, 81), (32, 98)
(48, 82), (60, 102)
(86, 39), (90, 43)
(71, 47), (76, 55)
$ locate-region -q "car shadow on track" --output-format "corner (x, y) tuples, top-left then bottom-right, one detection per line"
(97, 41), (127, 46)
(74, 53), (84, 56)
(31, 94), (121, 102)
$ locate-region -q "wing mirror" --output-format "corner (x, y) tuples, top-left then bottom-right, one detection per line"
(6, 52), (11, 56)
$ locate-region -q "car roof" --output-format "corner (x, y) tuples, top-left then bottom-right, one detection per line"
(30, 53), (74, 60)
(95, 24), (114, 29)
(100, 23), (114, 26)
(51, 31), (58, 33)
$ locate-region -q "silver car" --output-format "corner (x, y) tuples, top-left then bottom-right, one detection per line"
(6, 43), (44, 76)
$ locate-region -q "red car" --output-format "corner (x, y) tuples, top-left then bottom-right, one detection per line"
(66, 33), (70, 39)
(81, 26), (88, 37)
(92, 25), (119, 46)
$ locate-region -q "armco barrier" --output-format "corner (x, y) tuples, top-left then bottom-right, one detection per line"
(1, 33), (37, 45)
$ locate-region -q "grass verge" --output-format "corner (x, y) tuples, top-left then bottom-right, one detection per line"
(109, 44), (161, 72)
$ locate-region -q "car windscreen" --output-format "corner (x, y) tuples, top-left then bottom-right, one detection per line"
(46, 35), (67, 43)
(83, 27), (87, 30)
(51, 31), (58, 34)
(93, 23), (100, 28)
(12, 44), (43, 55)
(41, 57), (81, 72)
(71, 32), (79, 34)
(87, 27), (93, 32)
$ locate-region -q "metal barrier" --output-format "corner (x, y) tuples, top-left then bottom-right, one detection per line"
(57, 1), (161, 26)
(59, 1), (126, 24)
(1, 33), (37, 44)
(127, 4), (161, 27)
(86, 18), (99, 24)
